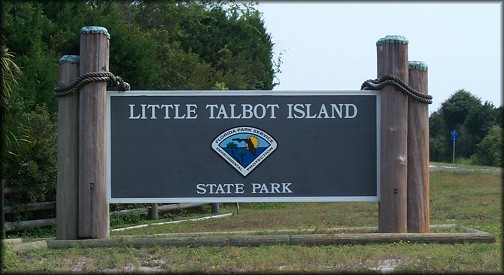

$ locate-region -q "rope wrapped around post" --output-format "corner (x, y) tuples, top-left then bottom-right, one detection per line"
(361, 74), (432, 104)
(54, 72), (130, 97)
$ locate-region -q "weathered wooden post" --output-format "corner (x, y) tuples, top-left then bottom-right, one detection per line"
(211, 203), (220, 214)
(376, 35), (409, 233)
(78, 26), (110, 239)
(56, 55), (80, 240)
(407, 61), (430, 233)
(149, 204), (159, 220)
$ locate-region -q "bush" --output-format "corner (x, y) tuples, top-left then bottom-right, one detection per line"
(2, 104), (57, 221)
(430, 134), (450, 162)
(472, 126), (502, 167)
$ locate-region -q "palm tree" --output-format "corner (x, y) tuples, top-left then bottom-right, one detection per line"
(1, 46), (21, 108)
(1, 46), (22, 238)
(1, 46), (22, 163)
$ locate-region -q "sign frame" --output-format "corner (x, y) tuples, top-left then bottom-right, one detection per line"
(106, 90), (381, 203)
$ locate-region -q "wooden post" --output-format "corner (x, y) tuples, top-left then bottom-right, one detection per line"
(376, 35), (409, 233)
(407, 61), (430, 233)
(56, 55), (80, 240)
(148, 204), (159, 220)
(78, 26), (110, 239)
(211, 203), (220, 214)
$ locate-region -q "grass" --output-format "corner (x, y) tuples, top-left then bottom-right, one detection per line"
(3, 165), (502, 273)
(430, 158), (501, 170)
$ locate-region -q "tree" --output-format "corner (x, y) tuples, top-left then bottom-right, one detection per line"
(472, 125), (502, 166)
(441, 89), (482, 131)
(429, 89), (501, 163)
(429, 110), (446, 161)
(0, 46), (22, 236)
(0, 46), (22, 177)
(440, 89), (482, 159)
(461, 101), (497, 156)
(3, 2), (60, 113)
(3, 1), (278, 112)
(1, 0), (279, 218)
(131, 1), (275, 90)
(0, 46), (22, 109)
(226, 141), (239, 162)
(238, 149), (246, 165)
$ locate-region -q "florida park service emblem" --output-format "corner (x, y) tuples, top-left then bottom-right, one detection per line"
(212, 126), (277, 176)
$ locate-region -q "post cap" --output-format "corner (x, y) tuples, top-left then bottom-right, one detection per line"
(59, 55), (80, 64)
(408, 61), (428, 71)
(80, 26), (110, 38)
(376, 35), (408, 46)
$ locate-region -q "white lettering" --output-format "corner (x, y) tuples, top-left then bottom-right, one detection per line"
(196, 183), (246, 195)
(160, 104), (173, 119)
(304, 104), (317, 119)
(205, 104), (279, 119)
(229, 104), (241, 119)
(282, 182), (293, 193)
(344, 104), (358, 118)
(140, 104), (147, 119)
(129, 104), (141, 119)
(251, 183), (261, 194)
(318, 104), (330, 119)
(196, 184), (206, 194)
(251, 183), (293, 194)
(146, 104), (160, 119)
(330, 104), (343, 118)
(216, 104), (228, 119)
(242, 104), (253, 119)
(268, 104), (280, 118)
(186, 104), (198, 119)
(286, 103), (358, 119)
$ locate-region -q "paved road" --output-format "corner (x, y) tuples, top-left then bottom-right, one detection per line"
(429, 165), (501, 173)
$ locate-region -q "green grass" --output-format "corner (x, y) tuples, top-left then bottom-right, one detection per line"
(430, 159), (502, 170)
(3, 166), (502, 273)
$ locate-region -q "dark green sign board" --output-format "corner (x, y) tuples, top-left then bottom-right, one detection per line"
(106, 91), (380, 203)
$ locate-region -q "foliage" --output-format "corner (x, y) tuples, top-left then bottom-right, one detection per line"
(2, 103), (57, 221)
(110, 212), (145, 228)
(0, 46), (22, 107)
(3, 1), (277, 112)
(429, 111), (446, 161)
(1, 45), (23, 211)
(3, 2), (60, 113)
(1, 0), (278, 224)
(429, 89), (502, 165)
(7, 225), (56, 239)
(440, 89), (482, 132)
(472, 126), (502, 166)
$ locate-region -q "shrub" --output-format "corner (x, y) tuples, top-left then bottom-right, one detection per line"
(472, 126), (502, 167)
(2, 104), (57, 221)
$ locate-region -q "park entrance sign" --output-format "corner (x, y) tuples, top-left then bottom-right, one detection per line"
(106, 91), (379, 203)
(56, 28), (430, 239)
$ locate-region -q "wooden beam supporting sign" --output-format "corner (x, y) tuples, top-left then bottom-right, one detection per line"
(376, 35), (409, 233)
(78, 26), (110, 239)
(407, 61), (430, 233)
(53, 26), (430, 239)
(56, 55), (79, 240)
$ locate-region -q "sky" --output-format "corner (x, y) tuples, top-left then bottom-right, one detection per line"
(256, 2), (502, 113)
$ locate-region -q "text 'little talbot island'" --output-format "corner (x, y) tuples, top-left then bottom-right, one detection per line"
(127, 103), (358, 120)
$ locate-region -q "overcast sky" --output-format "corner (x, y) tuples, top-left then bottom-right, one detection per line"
(257, 2), (502, 113)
